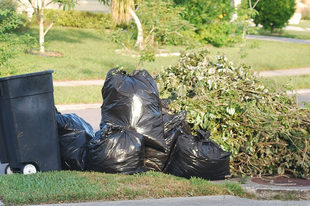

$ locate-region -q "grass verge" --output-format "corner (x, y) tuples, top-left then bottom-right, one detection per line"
(0, 171), (252, 205)
(54, 85), (102, 105)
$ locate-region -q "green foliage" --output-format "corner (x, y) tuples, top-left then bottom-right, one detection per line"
(252, 0), (296, 32)
(196, 21), (239, 47)
(174, 0), (232, 26)
(301, 8), (310, 20)
(173, 0), (239, 47)
(0, 9), (28, 33)
(107, 1), (197, 48)
(0, 0), (18, 11)
(40, 9), (113, 29)
(0, 10), (35, 68)
(135, 1), (196, 46)
(155, 50), (310, 178)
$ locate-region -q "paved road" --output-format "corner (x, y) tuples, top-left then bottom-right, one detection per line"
(248, 34), (310, 44)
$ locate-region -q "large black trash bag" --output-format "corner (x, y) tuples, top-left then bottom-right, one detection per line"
(56, 113), (95, 171)
(100, 68), (167, 152)
(87, 124), (145, 174)
(145, 107), (192, 171)
(164, 129), (230, 180)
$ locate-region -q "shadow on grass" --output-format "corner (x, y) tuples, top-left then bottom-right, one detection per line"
(28, 26), (102, 43)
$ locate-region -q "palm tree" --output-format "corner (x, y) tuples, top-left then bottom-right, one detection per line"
(100, 0), (143, 49)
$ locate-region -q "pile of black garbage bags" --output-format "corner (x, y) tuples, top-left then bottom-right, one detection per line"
(55, 69), (230, 180)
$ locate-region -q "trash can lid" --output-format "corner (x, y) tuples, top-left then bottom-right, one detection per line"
(0, 70), (54, 82)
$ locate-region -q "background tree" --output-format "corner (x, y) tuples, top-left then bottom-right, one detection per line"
(19, 0), (78, 53)
(173, 0), (237, 47)
(99, 0), (143, 49)
(252, 0), (296, 32)
(0, 0), (35, 69)
(0, 0), (19, 11)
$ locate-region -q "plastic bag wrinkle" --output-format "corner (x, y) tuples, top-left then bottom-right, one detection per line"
(100, 68), (167, 152)
(56, 113), (95, 171)
(87, 124), (145, 174)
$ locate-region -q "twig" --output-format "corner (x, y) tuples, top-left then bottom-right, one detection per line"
(121, 42), (134, 56)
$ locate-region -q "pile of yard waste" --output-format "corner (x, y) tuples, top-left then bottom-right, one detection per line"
(55, 68), (230, 180)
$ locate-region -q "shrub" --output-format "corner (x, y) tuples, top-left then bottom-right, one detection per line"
(0, 0), (18, 11)
(0, 10), (35, 69)
(252, 0), (296, 32)
(134, 1), (196, 46)
(196, 21), (240, 47)
(40, 9), (113, 29)
(0, 9), (28, 33)
(108, 0), (197, 48)
(173, 0), (239, 47)
(155, 50), (310, 178)
(301, 7), (310, 20)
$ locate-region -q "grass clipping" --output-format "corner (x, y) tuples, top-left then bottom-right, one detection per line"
(155, 50), (310, 178)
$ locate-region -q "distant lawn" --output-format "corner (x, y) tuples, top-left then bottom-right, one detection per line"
(260, 75), (310, 90)
(2, 26), (310, 80)
(209, 39), (310, 71)
(3, 27), (181, 80)
(292, 20), (310, 28)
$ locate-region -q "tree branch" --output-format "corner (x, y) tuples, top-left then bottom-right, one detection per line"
(43, 3), (62, 36)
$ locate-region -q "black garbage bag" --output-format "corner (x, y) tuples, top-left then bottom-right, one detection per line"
(56, 113), (95, 171)
(87, 124), (145, 174)
(145, 111), (191, 171)
(164, 129), (230, 180)
(100, 68), (167, 152)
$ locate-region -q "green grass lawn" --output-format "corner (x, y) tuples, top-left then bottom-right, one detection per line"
(209, 40), (310, 71)
(2, 26), (310, 81)
(260, 75), (310, 90)
(3, 26), (310, 105)
(291, 20), (310, 28)
(0, 171), (251, 205)
(3, 27), (181, 80)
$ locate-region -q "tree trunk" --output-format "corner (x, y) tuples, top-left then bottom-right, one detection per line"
(39, 2), (45, 53)
(129, 8), (143, 50)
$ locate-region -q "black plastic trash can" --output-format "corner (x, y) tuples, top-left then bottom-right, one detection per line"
(0, 70), (61, 174)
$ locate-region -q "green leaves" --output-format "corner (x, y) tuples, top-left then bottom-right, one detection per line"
(155, 50), (310, 178)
